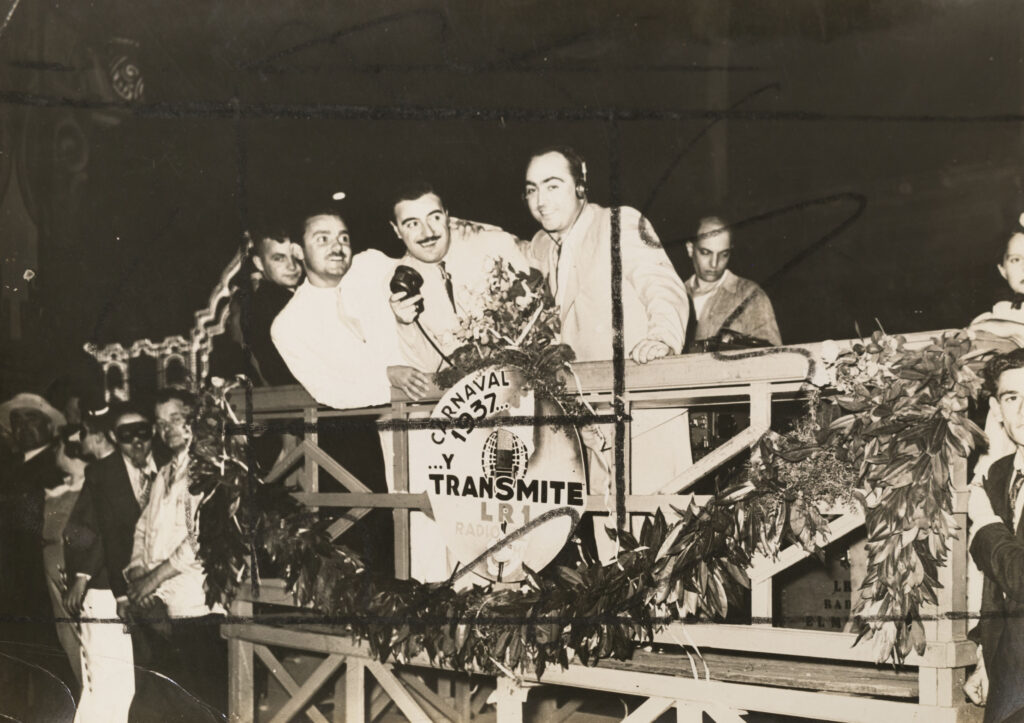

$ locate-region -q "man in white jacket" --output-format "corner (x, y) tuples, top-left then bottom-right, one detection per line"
(125, 388), (226, 714)
(521, 146), (693, 559)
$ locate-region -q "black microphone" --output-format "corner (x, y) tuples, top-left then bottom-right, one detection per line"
(390, 264), (453, 368)
(390, 265), (425, 316)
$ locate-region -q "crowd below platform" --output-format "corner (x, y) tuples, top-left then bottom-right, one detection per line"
(2, 144), (1024, 721)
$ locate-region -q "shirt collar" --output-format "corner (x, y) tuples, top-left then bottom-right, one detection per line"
(298, 278), (342, 295)
(551, 202), (594, 250)
(400, 253), (440, 272)
(123, 452), (156, 475)
(1013, 448), (1024, 475)
(687, 269), (733, 296)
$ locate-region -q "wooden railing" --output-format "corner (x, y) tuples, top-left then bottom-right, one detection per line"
(225, 334), (980, 722)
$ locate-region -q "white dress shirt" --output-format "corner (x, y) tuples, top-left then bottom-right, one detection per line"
(129, 450), (223, 617)
(123, 452), (157, 505)
(688, 270), (729, 321)
(272, 250), (403, 409)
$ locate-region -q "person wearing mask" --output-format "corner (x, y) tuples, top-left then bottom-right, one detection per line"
(62, 403), (161, 723)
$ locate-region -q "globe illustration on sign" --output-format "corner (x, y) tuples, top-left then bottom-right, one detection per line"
(481, 428), (529, 482)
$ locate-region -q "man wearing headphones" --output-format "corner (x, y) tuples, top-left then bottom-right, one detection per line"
(521, 146), (689, 364)
(521, 146), (691, 561)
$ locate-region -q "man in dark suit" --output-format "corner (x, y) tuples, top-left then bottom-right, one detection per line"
(965, 348), (1024, 722)
(62, 403), (160, 723)
(227, 224), (302, 387)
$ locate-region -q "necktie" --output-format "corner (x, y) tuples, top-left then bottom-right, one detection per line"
(136, 467), (155, 508)
(1012, 293), (1024, 310)
(549, 239), (563, 301)
(165, 460), (177, 496)
(683, 291), (698, 352)
(1009, 469), (1024, 529)
(439, 261), (457, 313)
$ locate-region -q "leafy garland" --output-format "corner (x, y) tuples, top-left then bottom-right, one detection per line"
(434, 260), (590, 424)
(190, 263), (992, 672)
(813, 331), (984, 660)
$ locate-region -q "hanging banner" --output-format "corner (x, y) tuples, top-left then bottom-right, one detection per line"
(413, 366), (587, 583)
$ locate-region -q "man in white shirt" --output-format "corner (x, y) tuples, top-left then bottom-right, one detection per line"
(125, 389), (226, 714)
(272, 208), (430, 573)
(273, 208), (431, 408)
(388, 182), (534, 372)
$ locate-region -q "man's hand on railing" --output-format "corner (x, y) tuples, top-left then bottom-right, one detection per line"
(629, 338), (670, 364)
(388, 365), (432, 401)
(964, 649), (988, 706)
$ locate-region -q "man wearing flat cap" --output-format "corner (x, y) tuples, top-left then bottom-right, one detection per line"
(0, 393), (66, 683)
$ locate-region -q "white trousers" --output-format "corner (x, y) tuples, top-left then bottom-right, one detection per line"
(74, 589), (135, 723)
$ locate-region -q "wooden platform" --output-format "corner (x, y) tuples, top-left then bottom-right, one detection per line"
(232, 619), (918, 702)
(221, 617), (950, 722)
(222, 345), (981, 723)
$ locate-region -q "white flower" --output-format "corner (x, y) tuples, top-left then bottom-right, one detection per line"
(22, 269), (35, 282)
(820, 339), (840, 364)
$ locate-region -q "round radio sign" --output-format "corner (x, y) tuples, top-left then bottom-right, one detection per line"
(418, 366), (586, 583)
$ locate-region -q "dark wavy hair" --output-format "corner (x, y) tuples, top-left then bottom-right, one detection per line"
(294, 206), (346, 251)
(527, 145), (587, 189)
(983, 348), (1024, 397)
(154, 387), (197, 417)
(248, 222), (294, 257)
(389, 181), (444, 222)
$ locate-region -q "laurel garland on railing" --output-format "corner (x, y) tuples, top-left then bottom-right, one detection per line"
(812, 330), (985, 660)
(189, 376), (756, 675)
(189, 275), (994, 672)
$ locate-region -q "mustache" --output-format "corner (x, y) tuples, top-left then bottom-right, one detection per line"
(418, 235), (442, 244)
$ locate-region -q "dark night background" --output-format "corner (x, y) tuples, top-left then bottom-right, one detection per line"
(1, 0), (1022, 400)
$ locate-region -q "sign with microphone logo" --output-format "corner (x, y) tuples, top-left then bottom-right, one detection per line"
(413, 366), (586, 583)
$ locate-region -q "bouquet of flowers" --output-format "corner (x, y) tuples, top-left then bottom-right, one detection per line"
(436, 259), (576, 396)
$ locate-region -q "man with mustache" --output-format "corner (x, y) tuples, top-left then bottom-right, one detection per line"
(272, 208), (427, 573)
(388, 182), (534, 372)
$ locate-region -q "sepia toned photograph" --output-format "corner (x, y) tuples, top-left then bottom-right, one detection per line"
(1, 1), (1023, 721)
